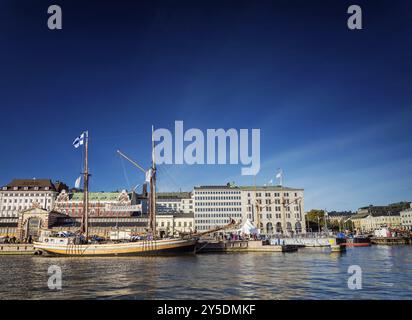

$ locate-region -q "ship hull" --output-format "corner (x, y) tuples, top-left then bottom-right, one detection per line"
(343, 237), (371, 247)
(33, 238), (197, 256)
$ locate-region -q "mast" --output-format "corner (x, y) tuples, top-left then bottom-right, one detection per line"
(81, 131), (90, 238)
(254, 175), (260, 233)
(149, 125), (156, 238)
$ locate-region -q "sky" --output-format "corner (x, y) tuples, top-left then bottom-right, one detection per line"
(0, 0), (411, 211)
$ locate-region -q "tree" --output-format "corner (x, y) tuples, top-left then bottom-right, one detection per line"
(305, 209), (325, 232)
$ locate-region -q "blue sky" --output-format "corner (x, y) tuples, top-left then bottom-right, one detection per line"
(0, 0), (411, 211)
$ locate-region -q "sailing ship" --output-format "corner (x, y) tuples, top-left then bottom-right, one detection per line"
(34, 128), (197, 256)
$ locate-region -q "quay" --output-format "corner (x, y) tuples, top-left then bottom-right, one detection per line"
(370, 237), (411, 245)
(270, 237), (337, 247)
(0, 244), (35, 255)
(195, 240), (298, 253)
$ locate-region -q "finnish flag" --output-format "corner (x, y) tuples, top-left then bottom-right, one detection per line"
(145, 169), (152, 183)
(74, 176), (82, 189)
(73, 131), (87, 148)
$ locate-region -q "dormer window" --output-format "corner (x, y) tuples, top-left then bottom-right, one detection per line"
(24, 187), (28, 190)
(2, 187), (7, 191)
(34, 187), (39, 191)
(13, 187), (18, 190)
(45, 187), (49, 191)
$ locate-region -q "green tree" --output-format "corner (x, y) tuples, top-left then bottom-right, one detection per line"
(305, 209), (325, 232)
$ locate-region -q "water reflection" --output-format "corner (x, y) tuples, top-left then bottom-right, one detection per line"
(0, 246), (411, 299)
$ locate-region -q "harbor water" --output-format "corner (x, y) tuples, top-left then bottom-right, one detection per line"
(1, 246), (411, 299)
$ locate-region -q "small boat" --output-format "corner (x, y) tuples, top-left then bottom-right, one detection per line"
(34, 128), (197, 256)
(344, 235), (371, 247)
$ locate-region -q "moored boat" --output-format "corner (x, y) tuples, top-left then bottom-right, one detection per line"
(34, 128), (197, 256)
(344, 235), (371, 247)
(34, 236), (196, 256)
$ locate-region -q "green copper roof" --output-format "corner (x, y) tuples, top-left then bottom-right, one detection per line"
(71, 192), (120, 201)
(157, 192), (192, 199)
(238, 186), (303, 191)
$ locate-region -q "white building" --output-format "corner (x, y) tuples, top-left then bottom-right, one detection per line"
(241, 185), (305, 235)
(156, 213), (195, 237)
(401, 204), (412, 230)
(0, 179), (68, 217)
(156, 192), (193, 214)
(54, 189), (135, 217)
(193, 185), (242, 231)
(193, 183), (305, 234)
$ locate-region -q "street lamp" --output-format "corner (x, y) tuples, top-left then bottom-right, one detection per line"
(317, 216), (320, 233)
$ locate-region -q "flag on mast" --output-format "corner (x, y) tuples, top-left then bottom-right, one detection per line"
(276, 169), (283, 186)
(145, 169), (152, 183)
(74, 176), (82, 189)
(73, 131), (87, 149)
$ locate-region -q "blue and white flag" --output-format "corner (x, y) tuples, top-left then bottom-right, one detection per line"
(145, 169), (152, 183)
(73, 131), (87, 148)
(74, 176), (82, 189)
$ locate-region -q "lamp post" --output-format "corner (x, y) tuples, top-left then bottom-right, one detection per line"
(324, 211), (329, 234)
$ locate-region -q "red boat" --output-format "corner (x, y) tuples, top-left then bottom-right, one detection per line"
(343, 235), (371, 247)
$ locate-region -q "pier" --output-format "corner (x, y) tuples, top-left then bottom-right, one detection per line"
(270, 237), (337, 247)
(0, 244), (35, 255)
(195, 240), (298, 253)
(370, 237), (411, 245)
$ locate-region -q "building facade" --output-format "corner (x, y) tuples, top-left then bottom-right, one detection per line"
(240, 185), (305, 235)
(156, 192), (193, 214)
(0, 179), (68, 217)
(358, 213), (401, 232)
(193, 185), (243, 232)
(400, 204), (412, 230)
(193, 183), (305, 234)
(351, 202), (411, 233)
(54, 190), (137, 217)
(156, 213), (195, 236)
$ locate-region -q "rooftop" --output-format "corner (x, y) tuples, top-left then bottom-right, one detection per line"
(1, 179), (68, 192)
(71, 192), (123, 201)
(157, 192), (192, 199)
(194, 184), (303, 191)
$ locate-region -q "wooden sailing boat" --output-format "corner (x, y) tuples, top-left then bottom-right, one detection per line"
(34, 128), (197, 256)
